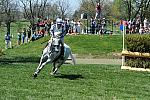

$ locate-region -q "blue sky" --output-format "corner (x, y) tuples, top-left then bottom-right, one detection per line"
(69, 0), (80, 11)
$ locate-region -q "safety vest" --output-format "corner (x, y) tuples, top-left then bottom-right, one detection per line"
(51, 24), (65, 39)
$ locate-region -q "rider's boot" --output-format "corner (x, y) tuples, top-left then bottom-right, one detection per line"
(60, 45), (64, 60)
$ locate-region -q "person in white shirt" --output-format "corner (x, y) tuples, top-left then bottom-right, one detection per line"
(144, 18), (148, 29)
(4, 32), (12, 49)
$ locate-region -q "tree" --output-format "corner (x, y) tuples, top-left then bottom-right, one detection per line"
(111, 0), (150, 21)
(137, 0), (150, 21)
(56, 0), (71, 19)
(110, 0), (122, 21)
(0, 0), (19, 33)
(20, 0), (48, 25)
(73, 0), (113, 20)
(45, 3), (60, 20)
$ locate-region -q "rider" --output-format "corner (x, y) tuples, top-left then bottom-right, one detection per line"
(49, 17), (66, 57)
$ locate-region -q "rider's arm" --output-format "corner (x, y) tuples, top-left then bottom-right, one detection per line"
(60, 26), (67, 38)
(50, 25), (55, 37)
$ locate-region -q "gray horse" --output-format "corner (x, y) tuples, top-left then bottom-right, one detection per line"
(33, 40), (76, 78)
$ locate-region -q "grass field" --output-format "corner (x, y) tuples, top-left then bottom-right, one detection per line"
(1, 22), (150, 99)
(0, 20), (123, 59)
(0, 63), (150, 100)
(0, 35), (123, 63)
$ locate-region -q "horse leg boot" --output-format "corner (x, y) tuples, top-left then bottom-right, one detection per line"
(50, 62), (56, 75)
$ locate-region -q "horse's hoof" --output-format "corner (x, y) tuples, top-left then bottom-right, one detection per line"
(50, 72), (60, 76)
(55, 71), (61, 75)
(50, 72), (54, 75)
(33, 73), (37, 78)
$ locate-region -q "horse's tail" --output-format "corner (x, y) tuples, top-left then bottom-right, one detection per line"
(70, 52), (76, 65)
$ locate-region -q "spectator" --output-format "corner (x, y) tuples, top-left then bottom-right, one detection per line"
(64, 19), (70, 35)
(144, 18), (149, 31)
(5, 32), (12, 49)
(22, 28), (27, 44)
(17, 30), (21, 45)
(135, 17), (141, 33)
(90, 17), (96, 34)
(95, 2), (102, 19)
(74, 21), (78, 34)
(39, 28), (45, 37)
(131, 18), (136, 33)
(32, 24), (36, 35)
(76, 20), (82, 34)
(46, 19), (52, 35)
(96, 20), (102, 35)
(27, 26), (32, 42)
(139, 24), (144, 34)
(128, 20), (132, 34)
(69, 19), (75, 34)
(31, 33), (37, 41)
(36, 20), (40, 33)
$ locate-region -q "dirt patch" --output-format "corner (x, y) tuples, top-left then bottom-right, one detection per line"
(74, 52), (122, 59)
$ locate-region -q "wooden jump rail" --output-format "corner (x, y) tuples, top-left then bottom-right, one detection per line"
(122, 50), (150, 58)
(121, 50), (150, 72)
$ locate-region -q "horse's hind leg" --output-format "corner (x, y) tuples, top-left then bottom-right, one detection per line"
(51, 62), (63, 75)
(50, 62), (56, 75)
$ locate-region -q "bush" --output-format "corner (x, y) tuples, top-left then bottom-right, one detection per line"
(125, 57), (150, 69)
(125, 34), (150, 68)
(125, 34), (150, 53)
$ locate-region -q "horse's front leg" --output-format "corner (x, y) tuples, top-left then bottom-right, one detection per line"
(33, 54), (48, 78)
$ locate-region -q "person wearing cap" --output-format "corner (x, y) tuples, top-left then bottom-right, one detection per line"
(49, 18), (66, 58)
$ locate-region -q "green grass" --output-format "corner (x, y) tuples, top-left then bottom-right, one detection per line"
(65, 35), (122, 57)
(0, 63), (150, 99)
(0, 20), (122, 59)
(0, 35), (123, 62)
(0, 22), (149, 99)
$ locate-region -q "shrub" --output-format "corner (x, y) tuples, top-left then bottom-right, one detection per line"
(125, 34), (150, 68)
(125, 57), (150, 69)
(125, 34), (150, 53)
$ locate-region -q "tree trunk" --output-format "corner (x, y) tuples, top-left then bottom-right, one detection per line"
(6, 22), (11, 34)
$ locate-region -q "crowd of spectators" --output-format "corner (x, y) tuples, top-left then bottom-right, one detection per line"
(89, 17), (108, 35)
(125, 17), (150, 34)
(4, 13), (149, 49)
(4, 16), (83, 49)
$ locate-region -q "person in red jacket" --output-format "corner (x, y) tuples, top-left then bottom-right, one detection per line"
(95, 2), (102, 19)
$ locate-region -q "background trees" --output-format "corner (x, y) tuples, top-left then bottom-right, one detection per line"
(110, 0), (150, 21)
(20, 0), (49, 25)
(56, 0), (71, 19)
(0, 0), (20, 33)
(0, 0), (149, 32)
(73, 0), (113, 19)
